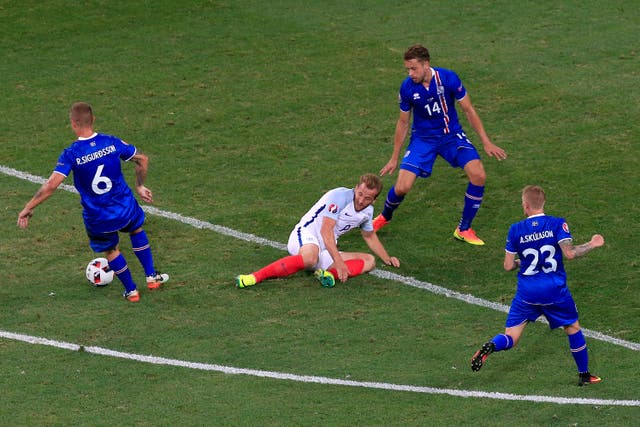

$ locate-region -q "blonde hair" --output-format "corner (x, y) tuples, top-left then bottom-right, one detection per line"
(69, 102), (95, 127)
(522, 185), (546, 210)
(359, 173), (383, 197)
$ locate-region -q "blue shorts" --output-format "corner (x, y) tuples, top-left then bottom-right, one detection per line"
(400, 132), (480, 178)
(86, 205), (146, 252)
(505, 294), (579, 329)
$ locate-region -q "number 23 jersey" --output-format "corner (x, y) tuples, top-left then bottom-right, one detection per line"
(54, 133), (139, 233)
(505, 214), (573, 304)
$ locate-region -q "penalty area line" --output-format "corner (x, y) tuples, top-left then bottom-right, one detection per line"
(1, 330), (639, 407)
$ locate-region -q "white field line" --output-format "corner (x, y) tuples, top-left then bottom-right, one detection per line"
(4, 165), (637, 352)
(3, 165), (640, 407)
(1, 330), (638, 407)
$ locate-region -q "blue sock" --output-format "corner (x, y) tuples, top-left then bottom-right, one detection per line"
(568, 330), (589, 373)
(381, 186), (405, 220)
(131, 230), (155, 276)
(490, 334), (514, 352)
(458, 183), (484, 231)
(109, 253), (137, 293)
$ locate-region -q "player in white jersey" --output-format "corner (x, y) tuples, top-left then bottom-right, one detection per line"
(236, 174), (400, 288)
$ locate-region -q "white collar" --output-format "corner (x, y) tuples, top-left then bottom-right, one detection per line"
(78, 132), (98, 141)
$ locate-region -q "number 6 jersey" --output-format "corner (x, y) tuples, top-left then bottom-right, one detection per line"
(53, 133), (139, 234)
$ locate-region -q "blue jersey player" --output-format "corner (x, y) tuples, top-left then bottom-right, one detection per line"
(17, 102), (169, 302)
(236, 174), (400, 288)
(471, 185), (605, 386)
(374, 44), (507, 245)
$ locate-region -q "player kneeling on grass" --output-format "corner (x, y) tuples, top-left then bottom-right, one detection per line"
(471, 185), (604, 386)
(17, 102), (169, 303)
(236, 173), (400, 288)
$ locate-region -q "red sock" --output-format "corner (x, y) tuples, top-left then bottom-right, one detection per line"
(328, 259), (365, 279)
(253, 254), (305, 283)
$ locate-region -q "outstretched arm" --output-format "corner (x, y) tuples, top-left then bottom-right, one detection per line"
(17, 172), (66, 229)
(361, 230), (400, 267)
(380, 110), (411, 176)
(458, 95), (507, 161)
(560, 234), (605, 260)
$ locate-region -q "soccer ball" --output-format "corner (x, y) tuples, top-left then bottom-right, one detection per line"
(86, 257), (114, 286)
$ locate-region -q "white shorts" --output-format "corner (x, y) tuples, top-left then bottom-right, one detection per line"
(287, 226), (336, 270)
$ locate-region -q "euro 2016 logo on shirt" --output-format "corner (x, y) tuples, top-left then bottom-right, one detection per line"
(328, 204), (338, 214)
(562, 222), (570, 233)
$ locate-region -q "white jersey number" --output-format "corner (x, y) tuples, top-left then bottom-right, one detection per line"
(91, 164), (113, 195)
(424, 102), (442, 116)
(521, 245), (557, 275)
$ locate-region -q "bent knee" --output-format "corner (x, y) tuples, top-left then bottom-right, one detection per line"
(465, 161), (486, 185)
(301, 255), (319, 269)
(363, 254), (376, 272)
(299, 247), (320, 269)
(393, 183), (411, 195)
(468, 170), (486, 185)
